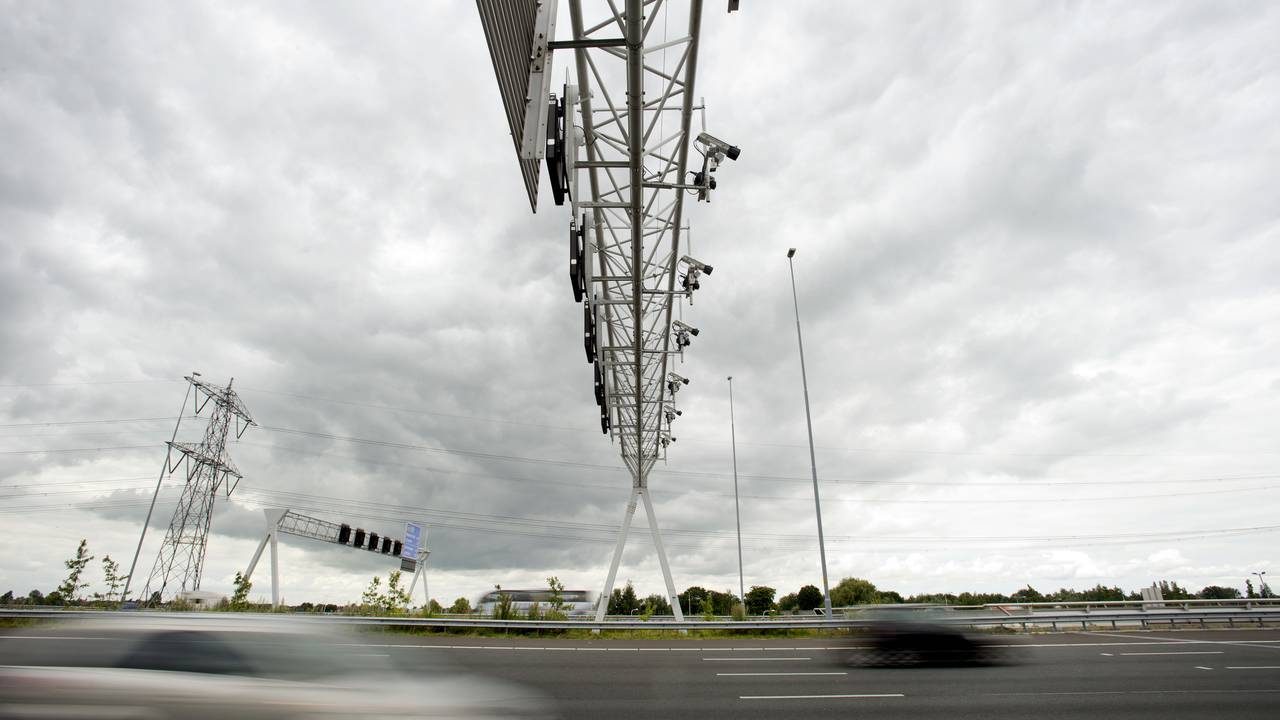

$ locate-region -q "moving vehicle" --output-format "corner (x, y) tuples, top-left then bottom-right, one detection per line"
(0, 615), (558, 719)
(476, 589), (598, 616)
(844, 607), (1008, 667)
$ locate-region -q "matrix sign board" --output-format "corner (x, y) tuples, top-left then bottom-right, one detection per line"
(402, 523), (421, 560)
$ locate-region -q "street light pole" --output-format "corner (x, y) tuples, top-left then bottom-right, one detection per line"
(728, 376), (745, 611)
(785, 248), (832, 618)
(1255, 571), (1270, 598)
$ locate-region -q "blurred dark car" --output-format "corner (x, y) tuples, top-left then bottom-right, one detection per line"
(844, 607), (1008, 667)
(0, 615), (558, 719)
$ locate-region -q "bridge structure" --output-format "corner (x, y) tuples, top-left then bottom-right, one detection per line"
(476, 0), (740, 621)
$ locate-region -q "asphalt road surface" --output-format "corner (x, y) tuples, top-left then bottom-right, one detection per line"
(362, 627), (1280, 719)
(4, 625), (1277, 718)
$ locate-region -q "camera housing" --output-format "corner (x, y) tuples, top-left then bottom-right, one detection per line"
(672, 320), (700, 337)
(696, 132), (741, 161)
(679, 255), (713, 276)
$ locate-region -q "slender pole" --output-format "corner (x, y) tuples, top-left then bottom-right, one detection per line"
(727, 376), (745, 609)
(121, 379), (193, 602)
(786, 249), (832, 618)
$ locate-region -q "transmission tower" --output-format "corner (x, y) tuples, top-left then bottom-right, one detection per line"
(137, 375), (255, 603)
(477, 0), (741, 622)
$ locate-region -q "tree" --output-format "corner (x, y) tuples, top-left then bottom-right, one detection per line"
(448, 597), (473, 614)
(1198, 585), (1241, 600)
(776, 592), (799, 612)
(230, 572), (252, 611)
(57, 539), (94, 604)
(384, 571), (411, 613)
(1158, 580), (1193, 601)
(1010, 585), (1045, 603)
(426, 598), (444, 614)
(678, 586), (711, 615)
(744, 585), (776, 615)
(641, 593), (671, 616)
(830, 577), (880, 607)
(100, 555), (124, 604)
(1246, 579), (1257, 599)
(545, 577), (568, 620)
(362, 576), (383, 613)
(26, 589), (45, 605)
(609, 581), (641, 615)
(796, 585), (823, 611)
(490, 585), (515, 620)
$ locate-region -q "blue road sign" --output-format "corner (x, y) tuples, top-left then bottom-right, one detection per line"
(402, 522), (421, 560)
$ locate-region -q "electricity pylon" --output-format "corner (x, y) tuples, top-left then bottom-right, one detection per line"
(478, 0), (739, 622)
(138, 375), (255, 603)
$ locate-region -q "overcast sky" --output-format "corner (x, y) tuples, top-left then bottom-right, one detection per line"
(2, 0), (1278, 607)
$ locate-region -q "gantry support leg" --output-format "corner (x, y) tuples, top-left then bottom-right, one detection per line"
(596, 487), (640, 623)
(640, 488), (685, 621)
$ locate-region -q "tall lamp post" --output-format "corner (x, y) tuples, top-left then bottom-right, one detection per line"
(786, 248), (832, 617)
(1255, 571), (1270, 598)
(728, 376), (745, 610)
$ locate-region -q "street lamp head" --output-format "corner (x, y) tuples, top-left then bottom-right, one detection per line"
(786, 248), (796, 258)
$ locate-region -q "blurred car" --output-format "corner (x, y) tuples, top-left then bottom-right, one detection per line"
(475, 589), (598, 617)
(0, 615), (558, 719)
(843, 606), (1008, 667)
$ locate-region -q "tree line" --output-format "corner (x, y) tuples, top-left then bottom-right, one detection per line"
(3, 539), (1273, 612)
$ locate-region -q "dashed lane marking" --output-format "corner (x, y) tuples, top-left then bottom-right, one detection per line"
(702, 657), (812, 662)
(1225, 666), (1280, 669)
(1195, 666), (1213, 670)
(741, 693), (904, 700)
(716, 666), (844, 671)
(1120, 651), (1225, 656)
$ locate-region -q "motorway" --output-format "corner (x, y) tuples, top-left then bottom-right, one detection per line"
(363, 628), (1280, 719)
(3, 625), (1277, 717)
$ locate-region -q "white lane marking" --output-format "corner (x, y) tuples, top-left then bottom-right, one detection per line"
(0, 637), (114, 641)
(993, 689), (1280, 697)
(1100, 653), (1113, 656)
(703, 657), (812, 662)
(1120, 651), (1225, 656)
(1195, 666), (1213, 670)
(606, 647), (638, 651)
(741, 693), (904, 700)
(1076, 631), (1280, 652)
(997, 641), (1196, 648)
(716, 666), (844, 671)
(1226, 666), (1280, 669)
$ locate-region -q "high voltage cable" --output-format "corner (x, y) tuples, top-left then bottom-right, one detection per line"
(0, 416), (183, 428)
(5, 428), (1277, 490)
(8, 382), (1276, 458)
(3, 467), (1274, 505)
(231, 486), (1280, 547)
(243, 429), (1279, 488)
(1, 491), (1275, 552)
(0, 444), (158, 455)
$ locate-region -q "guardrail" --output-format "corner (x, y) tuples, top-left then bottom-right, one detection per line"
(3, 605), (1279, 632)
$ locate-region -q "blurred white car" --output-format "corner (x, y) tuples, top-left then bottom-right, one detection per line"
(0, 615), (558, 719)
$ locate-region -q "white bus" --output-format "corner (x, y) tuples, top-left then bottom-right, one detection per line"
(476, 589), (598, 616)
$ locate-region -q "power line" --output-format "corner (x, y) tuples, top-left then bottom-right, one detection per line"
(0, 416), (184, 428)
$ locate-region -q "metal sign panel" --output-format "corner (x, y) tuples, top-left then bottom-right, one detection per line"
(402, 522), (422, 560)
(476, 0), (545, 211)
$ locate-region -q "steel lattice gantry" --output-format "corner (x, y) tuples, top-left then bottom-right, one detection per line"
(479, 0), (735, 622)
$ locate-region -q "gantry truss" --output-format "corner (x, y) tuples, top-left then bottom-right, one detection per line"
(479, 0), (733, 622)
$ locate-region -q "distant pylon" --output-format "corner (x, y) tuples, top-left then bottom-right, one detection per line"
(139, 374), (255, 603)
